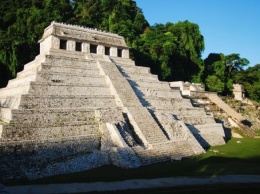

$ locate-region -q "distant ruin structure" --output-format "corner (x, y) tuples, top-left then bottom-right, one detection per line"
(0, 22), (226, 181)
(233, 84), (245, 101)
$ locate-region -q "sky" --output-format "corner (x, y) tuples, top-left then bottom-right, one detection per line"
(135, 0), (260, 67)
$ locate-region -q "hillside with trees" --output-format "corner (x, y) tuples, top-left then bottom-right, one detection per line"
(0, 0), (259, 102)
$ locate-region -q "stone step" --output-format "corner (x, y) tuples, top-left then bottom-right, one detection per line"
(19, 94), (117, 109)
(39, 63), (100, 75)
(43, 56), (97, 69)
(133, 140), (195, 165)
(124, 73), (159, 81)
(0, 108), (12, 123)
(179, 115), (216, 125)
(117, 65), (151, 75)
(193, 133), (226, 147)
(0, 135), (100, 160)
(17, 61), (100, 79)
(128, 79), (170, 90)
(1, 123), (99, 141)
(144, 99), (193, 110)
(16, 66), (41, 79)
(36, 73), (106, 85)
(0, 95), (21, 109)
(9, 108), (97, 127)
(7, 74), (37, 87)
(127, 106), (169, 144)
(23, 54), (46, 71)
(133, 87), (182, 99)
(90, 54), (109, 61)
(148, 105), (206, 115)
(0, 84), (31, 97)
(148, 110), (178, 125)
(29, 82), (111, 95)
(188, 123), (225, 137)
(110, 57), (136, 66)
(171, 98), (194, 107)
(0, 135), (101, 180)
(45, 48), (87, 60)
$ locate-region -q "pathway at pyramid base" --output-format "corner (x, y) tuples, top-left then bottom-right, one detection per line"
(0, 22), (226, 182)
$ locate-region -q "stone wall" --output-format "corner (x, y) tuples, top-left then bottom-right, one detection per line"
(39, 22), (129, 58)
(0, 136), (102, 181)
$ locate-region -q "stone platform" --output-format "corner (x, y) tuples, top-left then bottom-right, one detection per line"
(0, 22), (225, 181)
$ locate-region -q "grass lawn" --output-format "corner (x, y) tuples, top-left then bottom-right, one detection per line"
(11, 138), (260, 185)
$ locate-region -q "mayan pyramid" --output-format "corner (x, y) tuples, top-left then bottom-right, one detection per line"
(0, 22), (226, 181)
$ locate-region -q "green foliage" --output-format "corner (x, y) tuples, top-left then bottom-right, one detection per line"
(1, 0), (259, 103)
(203, 53), (250, 95)
(0, 0), (73, 86)
(225, 53), (249, 75)
(205, 75), (225, 92)
(233, 64), (260, 102)
(132, 21), (205, 81)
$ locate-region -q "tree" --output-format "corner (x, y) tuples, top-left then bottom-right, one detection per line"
(203, 53), (250, 95)
(203, 53), (226, 92)
(132, 21), (205, 82)
(225, 53), (249, 75)
(205, 75), (225, 93)
(233, 64), (260, 102)
(0, 0), (73, 87)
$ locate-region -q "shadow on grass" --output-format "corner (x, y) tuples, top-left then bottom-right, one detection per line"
(7, 155), (260, 186)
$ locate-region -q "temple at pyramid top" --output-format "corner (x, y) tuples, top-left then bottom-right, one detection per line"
(39, 21), (129, 58)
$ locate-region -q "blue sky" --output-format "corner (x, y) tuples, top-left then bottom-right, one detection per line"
(135, 0), (260, 67)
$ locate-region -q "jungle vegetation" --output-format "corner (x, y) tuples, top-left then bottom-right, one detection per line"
(0, 0), (259, 102)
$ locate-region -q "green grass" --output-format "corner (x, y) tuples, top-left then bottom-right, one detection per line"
(202, 138), (260, 159)
(9, 138), (260, 185)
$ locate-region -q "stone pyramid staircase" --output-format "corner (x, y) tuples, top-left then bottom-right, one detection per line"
(110, 56), (225, 151)
(106, 57), (208, 165)
(0, 22), (227, 181)
(0, 49), (119, 142)
(0, 49), (126, 180)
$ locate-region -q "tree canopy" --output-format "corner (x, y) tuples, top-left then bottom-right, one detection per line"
(132, 21), (205, 82)
(0, 0), (259, 102)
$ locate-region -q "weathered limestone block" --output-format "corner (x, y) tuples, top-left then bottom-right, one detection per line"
(0, 95), (21, 109)
(0, 84), (31, 97)
(67, 40), (75, 51)
(125, 74), (159, 82)
(39, 35), (59, 54)
(2, 124), (99, 141)
(179, 115), (216, 125)
(9, 109), (96, 125)
(82, 42), (90, 52)
(97, 45), (105, 55)
(0, 136), (101, 180)
(122, 49), (129, 58)
(128, 80), (170, 90)
(117, 65), (151, 75)
(110, 47), (117, 57)
(26, 151), (110, 179)
(19, 95), (116, 109)
(110, 147), (141, 168)
(137, 88), (182, 99)
(110, 56), (136, 66)
(7, 74), (37, 87)
(29, 82), (111, 96)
